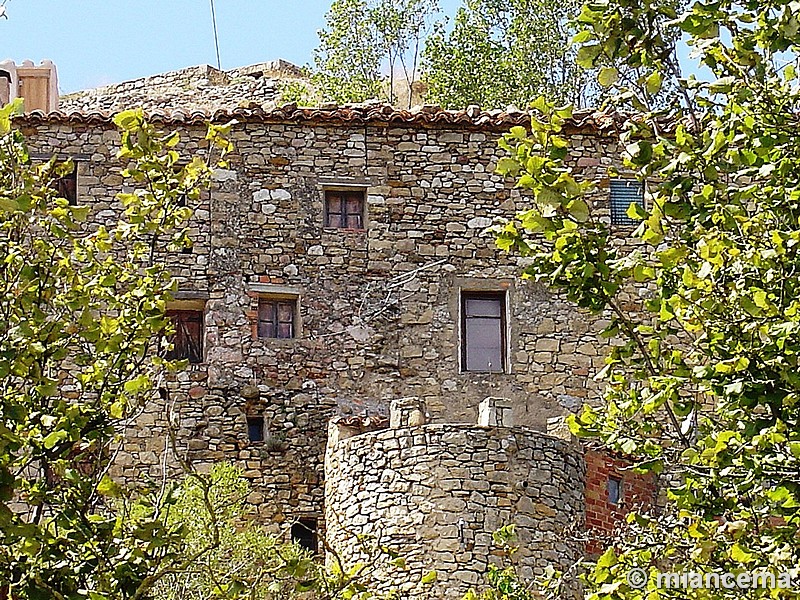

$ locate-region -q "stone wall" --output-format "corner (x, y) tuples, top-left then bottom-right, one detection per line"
(19, 106), (627, 531)
(58, 61), (304, 114)
(324, 419), (585, 598)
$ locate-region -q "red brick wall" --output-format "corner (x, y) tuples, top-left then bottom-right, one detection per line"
(584, 449), (657, 556)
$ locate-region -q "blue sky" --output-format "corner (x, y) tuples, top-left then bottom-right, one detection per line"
(1, 0), (462, 93)
(2, 1), (701, 96)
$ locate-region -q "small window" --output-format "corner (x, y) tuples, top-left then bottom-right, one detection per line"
(291, 518), (318, 553)
(56, 163), (78, 206)
(610, 179), (644, 226)
(165, 309), (204, 363)
(258, 298), (296, 339)
(608, 476), (623, 505)
(325, 190), (364, 229)
(247, 416), (265, 442)
(461, 291), (507, 373)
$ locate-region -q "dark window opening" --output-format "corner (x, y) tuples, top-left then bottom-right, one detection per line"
(461, 292), (506, 373)
(610, 179), (644, 226)
(247, 416), (265, 442)
(608, 476), (623, 505)
(44, 445), (105, 487)
(258, 298), (295, 339)
(165, 309), (204, 363)
(56, 163), (78, 206)
(325, 190), (364, 229)
(291, 518), (319, 553)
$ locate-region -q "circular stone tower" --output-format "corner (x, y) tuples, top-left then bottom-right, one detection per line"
(324, 397), (585, 599)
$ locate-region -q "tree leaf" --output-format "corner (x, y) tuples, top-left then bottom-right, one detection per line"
(645, 71), (662, 95)
(598, 67), (619, 87)
(421, 570), (438, 584)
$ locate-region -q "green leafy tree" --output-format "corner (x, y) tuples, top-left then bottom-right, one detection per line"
(312, 0), (440, 105)
(278, 78), (317, 106)
(151, 463), (309, 600)
(0, 99), (233, 599)
(495, 0), (800, 597)
(422, 0), (591, 109)
(313, 0), (385, 104)
(153, 462), (424, 600)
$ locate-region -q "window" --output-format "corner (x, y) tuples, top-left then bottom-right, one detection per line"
(325, 190), (364, 229)
(165, 309), (204, 363)
(258, 298), (296, 339)
(608, 476), (623, 505)
(247, 416), (265, 442)
(291, 518), (319, 553)
(461, 292), (507, 373)
(56, 163), (77, 206)
(44, 445), (102, 486)
(610, 179), (644, 226)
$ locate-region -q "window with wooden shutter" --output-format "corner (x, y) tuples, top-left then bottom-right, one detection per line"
(258, 298), (296, 339)
(325, 190), (365, 229)
(165, 309), (204, 363)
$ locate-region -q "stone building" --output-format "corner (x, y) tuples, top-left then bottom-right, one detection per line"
(13, 60), (656, 596)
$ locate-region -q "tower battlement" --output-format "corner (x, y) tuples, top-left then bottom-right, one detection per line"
(325, 398), (585, 598)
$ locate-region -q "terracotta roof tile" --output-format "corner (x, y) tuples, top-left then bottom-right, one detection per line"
(46, 62), (626, 133)
(19, 103), (623, 133)
(332, 414), (389, 431)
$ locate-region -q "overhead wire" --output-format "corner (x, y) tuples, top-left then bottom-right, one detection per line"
(209, 0), (222, 70)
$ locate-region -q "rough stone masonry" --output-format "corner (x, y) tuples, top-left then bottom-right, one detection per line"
(17, 70), (650, 591)
(326, 397), (585, 599)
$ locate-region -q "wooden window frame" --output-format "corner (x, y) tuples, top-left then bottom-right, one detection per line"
(324, 189), (365, 230)
(257, 297), (297, 339)
(460, 291), (507, 373)
(165, 308), (204, 364)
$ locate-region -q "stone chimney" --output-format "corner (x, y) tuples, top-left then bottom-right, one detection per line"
(0, 60), (59, 112)
(478, 396), (514, 427)
(389, 397), (427, 428)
